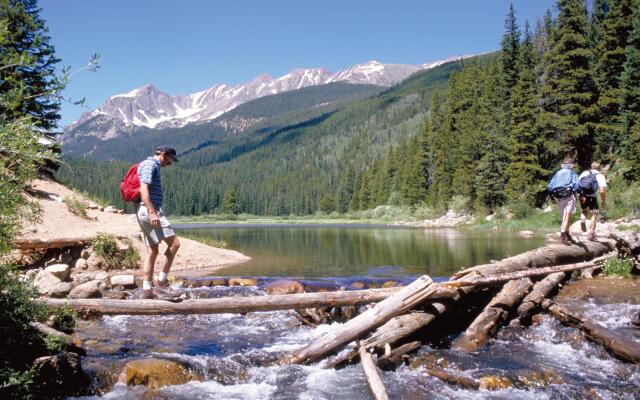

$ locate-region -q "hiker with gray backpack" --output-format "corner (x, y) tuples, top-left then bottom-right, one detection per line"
(577, 162), (607, 241)
(547, 158), (579, 245)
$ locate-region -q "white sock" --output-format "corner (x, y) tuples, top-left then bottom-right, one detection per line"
(159, 272), (168, 283)
(143, 280), (152, 290)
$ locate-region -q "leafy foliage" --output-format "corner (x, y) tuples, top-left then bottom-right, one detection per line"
(92, 233), (139, 270)
(603, 256), (634, 277)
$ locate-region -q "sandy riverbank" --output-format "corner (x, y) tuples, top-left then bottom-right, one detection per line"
(17, 179), (250, 273)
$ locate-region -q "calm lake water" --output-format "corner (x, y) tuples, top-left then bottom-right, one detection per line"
(176, 224), (546, 279)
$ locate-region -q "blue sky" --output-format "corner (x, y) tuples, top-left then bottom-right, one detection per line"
(40, 0), (557, 127)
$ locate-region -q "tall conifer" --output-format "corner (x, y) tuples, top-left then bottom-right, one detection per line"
(621, 0), (640, 179)
(538, 0), (597, 170)
(594, 0), (634, 158)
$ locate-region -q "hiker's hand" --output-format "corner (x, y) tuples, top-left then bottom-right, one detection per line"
(149, 211), (160, 227)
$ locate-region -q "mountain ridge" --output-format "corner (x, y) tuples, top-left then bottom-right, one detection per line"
(63, 56), (467, 139)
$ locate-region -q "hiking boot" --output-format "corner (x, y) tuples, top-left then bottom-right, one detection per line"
(154, 281), (182, 299)
(565, 231), (575, 243)
(580, 220), (587, 232)
(140, 289), (155, 300)
(560, 232), (571, 245)
(587, 231), (596, 241)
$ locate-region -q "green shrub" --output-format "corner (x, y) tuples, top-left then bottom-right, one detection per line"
(47, 304), (76, 334)
(603, 257), (634, 278)
(509, 198), (535, 219)
(180, 233), (229, 249)
(448, 195), (471, 214)
(63, 196), (89, 219)
(92, 234), (140, 270)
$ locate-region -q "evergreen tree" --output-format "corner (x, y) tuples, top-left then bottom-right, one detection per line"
(501, 2), (521, 124)
(537, 0), (598, 170)
(0, 0), (61, 129)
(505, 23), (545, 207)
(474, 129), (508, 212)
(589, 0), (611, 50)
(621, 0), (640, 179)
(399, 135), (427, 205)
(222, 190), (237, 214)
(594, 0), (634, 158)
(336, 166), (355, 212)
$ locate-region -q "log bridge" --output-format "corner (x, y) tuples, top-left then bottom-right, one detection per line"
(39, 238), (640, 396)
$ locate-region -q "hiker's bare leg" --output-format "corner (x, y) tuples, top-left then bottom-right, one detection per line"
(159, 236), (180, 274)
(561, 211), (571, 232)
(143, 244), (159, 282)
(590, 211), (598, 231)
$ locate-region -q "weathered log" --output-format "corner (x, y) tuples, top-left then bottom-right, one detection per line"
(453, 278), (533, 351)
(15, 236), (97, 249)
(358, 343), (389, 400)
(376, 341), (421, 370)
(449, 256), (610, 288)
(453, 240), (615, 281)
(288, 276), (437, 365)
(543, 300), (640, 364)
(38, 287), (406, 315)
(420, 362), (480, 390)
(517, 272), (567, 322)
(324, 312), (436, 369)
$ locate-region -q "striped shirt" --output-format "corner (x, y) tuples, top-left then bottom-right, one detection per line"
(137, 158), (163, 208)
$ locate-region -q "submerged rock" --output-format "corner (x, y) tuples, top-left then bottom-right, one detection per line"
(118, 358), (203, 389)
(265, 279), (304, 295)
(478, 375), (512, 390)
(229, 278), (257, 287)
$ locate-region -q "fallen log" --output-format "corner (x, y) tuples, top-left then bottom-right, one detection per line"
(516, 272), (567, 323)
(420, 363), (480, 390)
(448, 255), (610, 288)
(288, 275), (437, 365)
(15, 236), (97, 250)
(358, 343), (389, 400)
(38, 287), (408, 315)
(376, 341), (421, 370)
(543, 300), (640, 364)
(453, 278), (533, 351)
(324, 312), (436, 369)
(452, 240), (615, 281)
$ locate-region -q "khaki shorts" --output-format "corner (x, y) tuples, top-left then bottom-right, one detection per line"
(557, 195), (576, 215)
(136, 204), (175, 246)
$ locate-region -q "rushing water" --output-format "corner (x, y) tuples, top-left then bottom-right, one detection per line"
(70, 226), (640, 399)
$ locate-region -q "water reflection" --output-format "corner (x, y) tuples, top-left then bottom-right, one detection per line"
(176, 225), (544, 278)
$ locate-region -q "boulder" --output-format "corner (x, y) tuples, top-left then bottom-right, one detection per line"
(350, 281), (366, 290)
(104, 206), (117, 213)
(45, 264), (70, 281)
(33, 352), (90, 398)
(182, 278), (227, 288)
(34, 270), (62, 296)
(80, 249), (90, 259)
(118, 358), (203, 389)
(69, 280), (105, 299)
(109, 274), (136, 289)
(518, 230), (535, 237)
(265, 279), (304, 295)
(228, 278), (257, 287)
(381, 281), (398, 288)
(49, 282), (73, 298)
(25, 268), (40, 281)
(478, 375), (513, 390)
(75, 258), (88, 270)
(86, 253), (105, 270)
(485, 214), (496, 221)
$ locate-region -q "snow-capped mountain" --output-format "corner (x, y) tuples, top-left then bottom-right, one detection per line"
(63, 56), (466, 139)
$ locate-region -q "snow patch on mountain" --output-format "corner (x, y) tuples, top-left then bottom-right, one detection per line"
(64, 55), (470, 136)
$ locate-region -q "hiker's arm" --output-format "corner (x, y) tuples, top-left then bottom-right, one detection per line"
(599, 187), (606, 208)
(139, 183), (160, 227)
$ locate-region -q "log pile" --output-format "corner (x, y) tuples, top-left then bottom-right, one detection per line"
(40, 237), (640, 391)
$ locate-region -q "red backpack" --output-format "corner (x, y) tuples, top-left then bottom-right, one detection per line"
(120, 163), (141, 202)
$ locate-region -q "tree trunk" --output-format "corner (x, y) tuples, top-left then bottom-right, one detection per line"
(288, 276), (437, 365)
(358, 343), (389, 400)
(38, 288), (403, 315)
(453, 240), (615, 281)
(543, 300), (640, 364)
(452, 278), (533, 351)
(376, 341), (421, 370)
(15, 236), (96, 249)
(516, 272), (567, 323)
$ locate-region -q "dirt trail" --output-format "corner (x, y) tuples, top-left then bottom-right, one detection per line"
(18, 179), (250, 273)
